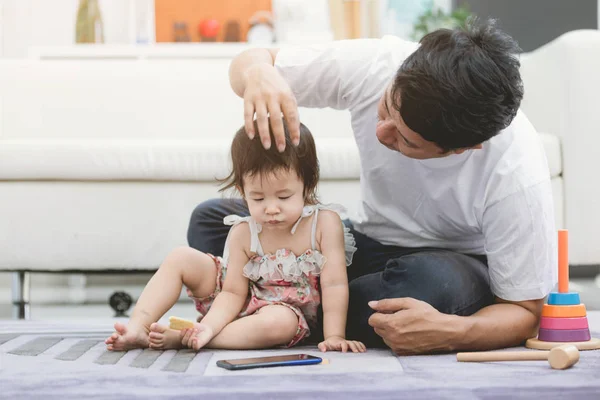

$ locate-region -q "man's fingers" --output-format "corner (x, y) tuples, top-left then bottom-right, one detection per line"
(268, 102), (286, 152)
(368, 312), (391, 329)
(369, 298), (416, 312)
(281, 96), (300, 145)
(254, 102), (271, 149)
(382, 338), (396, 353)
(243, 99), (255, 139)
(373, 327), (386, 338)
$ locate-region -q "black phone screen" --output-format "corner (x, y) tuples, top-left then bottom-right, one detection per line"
(224, 354), (319, 365)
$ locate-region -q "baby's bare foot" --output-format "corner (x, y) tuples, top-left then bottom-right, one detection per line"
(105, 322), (149, 351)
(149, 323), (185, 350)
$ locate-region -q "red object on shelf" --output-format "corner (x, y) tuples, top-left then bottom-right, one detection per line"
(199, 19), (220, 38)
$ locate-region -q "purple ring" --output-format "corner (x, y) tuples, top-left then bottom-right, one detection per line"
(538, 328), (591, 342)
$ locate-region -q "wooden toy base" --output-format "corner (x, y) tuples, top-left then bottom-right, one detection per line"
(526, 337), (600, 350)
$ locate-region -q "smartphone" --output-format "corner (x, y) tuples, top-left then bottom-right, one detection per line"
(216, 353), (322, 370)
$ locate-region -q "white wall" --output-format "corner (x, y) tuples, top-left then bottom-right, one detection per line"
(0, 0), (153, 58)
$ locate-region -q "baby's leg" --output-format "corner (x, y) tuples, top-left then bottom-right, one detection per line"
(105, 246), (217, 351)
(204, 305), (299, 350)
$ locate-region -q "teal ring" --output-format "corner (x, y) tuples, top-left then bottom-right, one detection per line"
(547, 292), (581, 306)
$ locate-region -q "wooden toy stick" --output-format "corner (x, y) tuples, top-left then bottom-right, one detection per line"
(558, 229), (569, 293)
(457, 344), (579, 370)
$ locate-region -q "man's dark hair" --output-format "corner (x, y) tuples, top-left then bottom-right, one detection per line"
(391, 18), (524, 152)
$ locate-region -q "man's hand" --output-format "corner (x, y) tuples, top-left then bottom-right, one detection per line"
(318, 335), (366, 353)
(368, 298), (460, 355)
(180, 323), (215, 351)
(243, 62), (300, 151)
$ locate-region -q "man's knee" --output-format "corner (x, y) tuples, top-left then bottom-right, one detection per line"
(189, 198), (227, 226)
(188, 198), (238, 254)
(347, 273), (386, 347)
(380, 251), (493, 315)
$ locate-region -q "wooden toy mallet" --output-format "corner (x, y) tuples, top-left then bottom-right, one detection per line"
(457, 344), (579, 370)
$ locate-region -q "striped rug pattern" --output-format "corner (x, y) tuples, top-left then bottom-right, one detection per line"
(1, 332), (202, 373)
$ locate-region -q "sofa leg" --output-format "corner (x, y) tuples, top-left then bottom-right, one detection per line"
(11, 271), (31, 320)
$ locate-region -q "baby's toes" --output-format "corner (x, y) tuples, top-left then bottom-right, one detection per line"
(105, 333), (118, 344)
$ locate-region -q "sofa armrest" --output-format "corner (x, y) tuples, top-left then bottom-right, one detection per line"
(520, 30), (600, 265)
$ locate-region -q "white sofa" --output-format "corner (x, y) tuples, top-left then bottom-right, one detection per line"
(1, 30), (599, 318)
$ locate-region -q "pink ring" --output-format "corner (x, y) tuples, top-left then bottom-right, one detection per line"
(538, 328), (590, 342)
(540, 316), (589, 330)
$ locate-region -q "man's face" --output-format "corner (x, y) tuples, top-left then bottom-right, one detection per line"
(375, 85), (450, 160)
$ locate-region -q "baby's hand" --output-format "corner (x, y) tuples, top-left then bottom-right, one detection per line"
(180, 323), (214, 351)
(318, 336), (366, 353)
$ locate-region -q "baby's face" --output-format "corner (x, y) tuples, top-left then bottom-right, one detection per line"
(243, 169), (306, 230)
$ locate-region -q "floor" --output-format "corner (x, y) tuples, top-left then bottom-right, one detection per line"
(2, 313), (600, 399)
(2, 274), (600, 399)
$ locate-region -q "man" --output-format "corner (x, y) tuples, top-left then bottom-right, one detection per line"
(188, 19), (557, 354)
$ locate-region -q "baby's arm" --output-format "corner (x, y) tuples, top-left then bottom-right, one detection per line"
(186, 223), (251, 350)
(317, 211), (365, 353)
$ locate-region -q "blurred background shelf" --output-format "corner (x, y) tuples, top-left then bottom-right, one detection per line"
(27, 43), (272, 60)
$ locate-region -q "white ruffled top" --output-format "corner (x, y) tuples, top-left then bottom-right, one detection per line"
(222, 203), (357, 283)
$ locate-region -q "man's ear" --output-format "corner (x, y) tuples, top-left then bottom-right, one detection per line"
(454, 143), (483, 155)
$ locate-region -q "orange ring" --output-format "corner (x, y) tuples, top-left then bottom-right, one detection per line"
(542, 304), (586, 318)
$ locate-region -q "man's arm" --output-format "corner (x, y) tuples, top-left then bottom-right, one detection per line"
(228, 38), (392, 151)
(369, 181), (555, 354)
(228, 48), (300, 151)
(450, 297), (543, 350)
(229, 48), (278, 97)
(368, 296), (543, 354)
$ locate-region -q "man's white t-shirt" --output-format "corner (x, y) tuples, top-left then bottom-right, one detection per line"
(275, 35), (557, 301)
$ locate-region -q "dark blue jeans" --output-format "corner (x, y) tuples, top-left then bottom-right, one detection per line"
(188, 199), (495, 348)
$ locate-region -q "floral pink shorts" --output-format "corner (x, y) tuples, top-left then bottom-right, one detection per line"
(186, 254), (311, 347)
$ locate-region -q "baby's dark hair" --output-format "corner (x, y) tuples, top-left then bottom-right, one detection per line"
(219, 120), (319, 205)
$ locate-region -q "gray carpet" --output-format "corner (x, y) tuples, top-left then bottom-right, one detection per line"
(2, 314), (600, 399)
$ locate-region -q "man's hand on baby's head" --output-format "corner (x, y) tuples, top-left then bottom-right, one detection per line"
(179, 323), (214, 351)
(242, 63), (301, 152)
(318, 336), (367, 353)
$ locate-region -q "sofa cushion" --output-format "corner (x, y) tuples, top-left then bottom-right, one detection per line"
(0, 138), (361, 181)
(0, 133), (561, 181)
